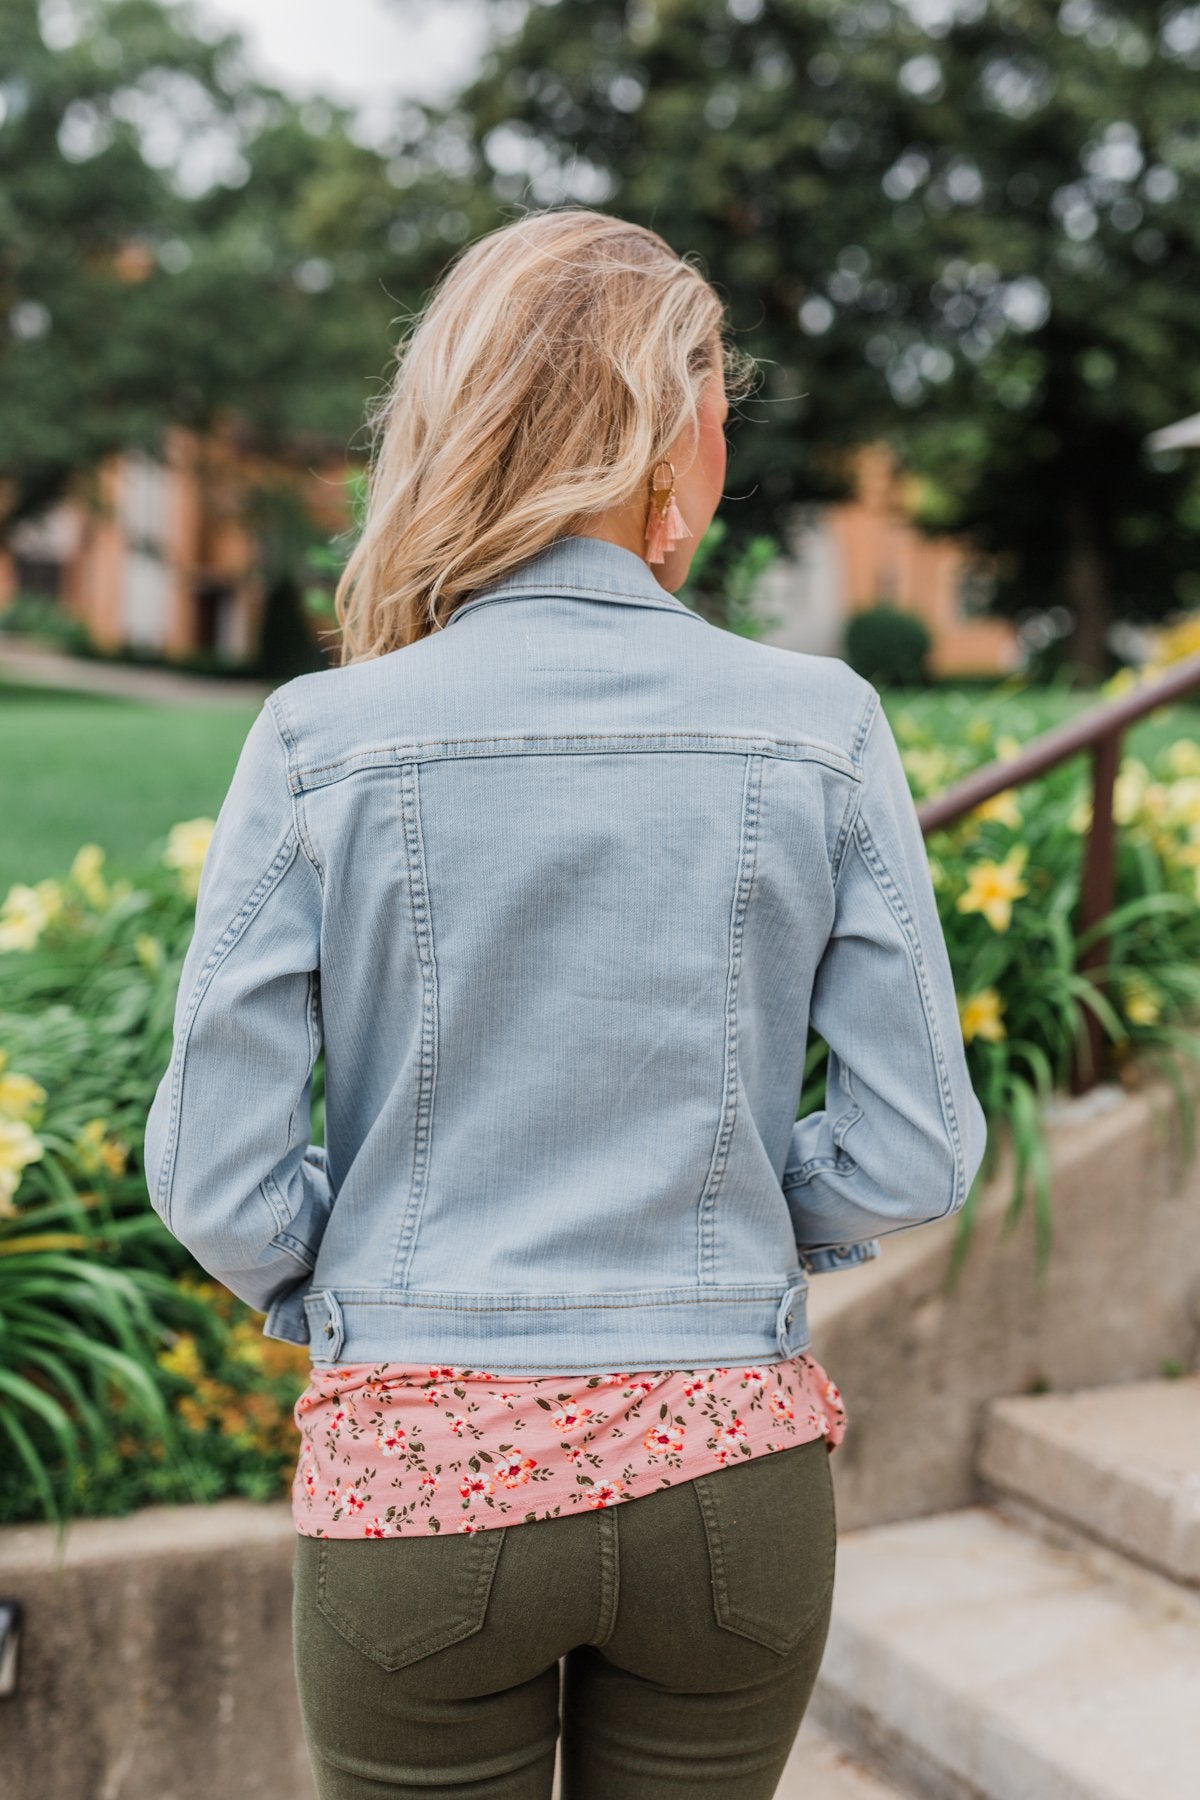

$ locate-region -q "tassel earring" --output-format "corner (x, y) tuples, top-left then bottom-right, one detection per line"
(644, 459), (692, 565)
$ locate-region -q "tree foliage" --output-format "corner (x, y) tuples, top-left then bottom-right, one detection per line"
(423, 0), (1200, 675)
(0, 0), (400, 536)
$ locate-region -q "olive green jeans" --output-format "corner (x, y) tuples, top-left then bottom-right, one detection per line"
(292, 1434), (838, 1799)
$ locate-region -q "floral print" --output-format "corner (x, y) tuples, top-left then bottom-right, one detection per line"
(292, 1350), (846, 1538)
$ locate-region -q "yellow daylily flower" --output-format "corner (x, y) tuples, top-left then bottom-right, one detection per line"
(902, 746), (954, 793)
(970, 788), (1022, 829)
(1113, 759), (1150, 825)
(1165, 778), (1200, 830)
(0, 1071), (47, 1123)
(70, 843), (110, 909)
(1121, 976), (1161, 1026)
(1165, 739), (1200, 778)
(959, 986), (1006, 1044)
(164, 819), (215, 900)
(1066, 795), (1093, 834)
(1100, 666), (1139, 699)
(158, 1333), (204, 1384)
(0, 883), (53, 953)
(995, 734), (1023, 762)
(34, 878), (65, 922)
(135, 933), (164, 971)
(68, 1116), (129, 1178)
(0, 1117), (45, 1216)
(101, 1136), (129, 1177)
(1148, 613), (1200, 666)
(956, 845), (1030, 933)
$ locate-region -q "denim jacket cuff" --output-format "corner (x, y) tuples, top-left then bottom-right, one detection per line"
(798, 1238), (881, 1274)
(263, 1274), (315, 1345)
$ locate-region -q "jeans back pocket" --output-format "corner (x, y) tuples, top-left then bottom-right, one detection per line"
(693, 1438), (836, 1655)
(312, 1527), (507, 1671)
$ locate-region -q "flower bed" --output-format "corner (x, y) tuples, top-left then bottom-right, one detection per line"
(874, 679), (1200, 1275)
(0, 825), (312, 1533)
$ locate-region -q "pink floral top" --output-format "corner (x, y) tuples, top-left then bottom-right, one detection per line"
(292, 1349), (846, 1538)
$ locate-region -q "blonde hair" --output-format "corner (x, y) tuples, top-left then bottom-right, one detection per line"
(333, 208), (755, 662)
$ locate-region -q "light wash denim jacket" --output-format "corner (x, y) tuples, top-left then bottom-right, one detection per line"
(144, 534), (988, 1373)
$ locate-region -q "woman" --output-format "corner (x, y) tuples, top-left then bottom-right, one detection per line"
(145, 208), (988, 1799)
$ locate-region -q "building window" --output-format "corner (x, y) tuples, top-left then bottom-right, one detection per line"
(957, 562), (996, 619)
(12, 554), (62, 600)
(194, 581), (238, 654)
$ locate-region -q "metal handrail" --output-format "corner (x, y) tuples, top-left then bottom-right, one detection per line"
(913, 651), (1200, 1094)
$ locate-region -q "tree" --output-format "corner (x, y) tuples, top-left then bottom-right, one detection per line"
(878, 0), (1200, 682)
(422, 0), (1200, 679)
(0, 0), (400, 539)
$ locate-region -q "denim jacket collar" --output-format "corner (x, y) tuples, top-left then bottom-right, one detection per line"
(445, 534), (704, 628)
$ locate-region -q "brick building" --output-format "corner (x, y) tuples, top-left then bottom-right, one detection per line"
(1, 436), (1019, 677)
(0, 421), (353, 664)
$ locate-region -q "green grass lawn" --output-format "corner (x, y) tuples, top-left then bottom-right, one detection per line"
(0, 678), (261, 890)
(2, 673), (1197, 896)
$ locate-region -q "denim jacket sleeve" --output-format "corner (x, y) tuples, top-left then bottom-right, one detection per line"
(784, 686), (989, 1270)
(143, 696), (332, 1340)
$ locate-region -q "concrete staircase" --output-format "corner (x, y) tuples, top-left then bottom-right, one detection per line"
(807, 1373), (1200, 1799)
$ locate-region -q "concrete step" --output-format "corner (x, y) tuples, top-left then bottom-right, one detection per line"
(777, 1721), (909, 1796)
(977, 1374), (1200, 1585)
(808, 1503), (1200, 1800)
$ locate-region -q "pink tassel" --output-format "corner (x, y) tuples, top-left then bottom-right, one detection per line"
(645, 488), (692, 564)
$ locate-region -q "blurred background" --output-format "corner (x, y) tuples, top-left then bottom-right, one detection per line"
(2, 7), (1200, 1796)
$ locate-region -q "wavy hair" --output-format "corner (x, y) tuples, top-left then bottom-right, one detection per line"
(333, 209), (755, 662)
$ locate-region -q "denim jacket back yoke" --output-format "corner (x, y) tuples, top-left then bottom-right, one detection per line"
(144, 534), (988, 1373)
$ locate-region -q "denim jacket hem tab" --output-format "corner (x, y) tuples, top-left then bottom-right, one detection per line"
(293, 1279), (813, 1372)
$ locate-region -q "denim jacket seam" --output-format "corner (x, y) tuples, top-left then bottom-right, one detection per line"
(780, 1110), (862, 1190)
(303, 1283), (805, 1308)
(447, 582), (704, 619)
(851, 804), (966, 1215)
(268, 692), (324, 882)
(154, 829), (300, 1228)
(290, 733), (858, 788)
(252, 700), (324, 1162)
(696, 752), (763, 1285)
(828, 774), (862, 890)
(261, 1168), (291, 1235)
(268, 1223), (320, 1268)
(850, 685), (880, 765)
(390, 761), (440, 1286)
(278, 962), (323, 1181)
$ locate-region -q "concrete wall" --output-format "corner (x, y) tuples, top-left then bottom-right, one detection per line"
(1, 1068), (1198, 1797)
(806, 1066), (1200, 1533)
(0, 1502), (315, 1800)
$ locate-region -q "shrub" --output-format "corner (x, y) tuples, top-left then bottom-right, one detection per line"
(843, 601), (933, 687)
(0, 594), (94, 655)
(826, 689), (1200, 1280)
